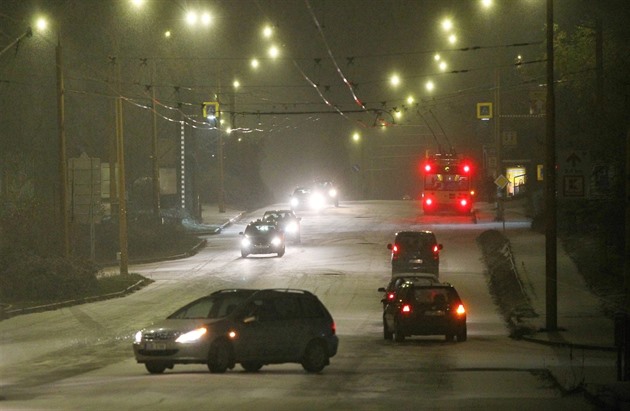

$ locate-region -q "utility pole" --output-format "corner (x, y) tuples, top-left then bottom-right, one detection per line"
(150, 61), (161, 217)
(56, 35), (70, 257)
(545, 0), (558, 331)
(116, 95), (129, 276)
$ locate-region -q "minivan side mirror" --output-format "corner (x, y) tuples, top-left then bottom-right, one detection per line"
(377, 287), (386, 292)
(239, 232), (244, 236)
(387, 243), (393, 250)
(438, 244), (443, 250)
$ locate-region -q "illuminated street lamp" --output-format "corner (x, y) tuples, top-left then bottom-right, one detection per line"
(425, 80), (435, 92)
(390, 74), (401, 87)
(268, 45), (280, 59)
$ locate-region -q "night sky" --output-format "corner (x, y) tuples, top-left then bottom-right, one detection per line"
(1, 0), (628, 204)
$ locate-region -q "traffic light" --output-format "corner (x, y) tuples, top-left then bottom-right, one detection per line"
(202, 102), (219, 120)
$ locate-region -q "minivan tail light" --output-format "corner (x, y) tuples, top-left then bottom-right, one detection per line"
(433, 245), (439, 253)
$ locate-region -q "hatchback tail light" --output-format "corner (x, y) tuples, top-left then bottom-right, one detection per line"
(455, 304), (466, 316)
(401, 304), (412, 314)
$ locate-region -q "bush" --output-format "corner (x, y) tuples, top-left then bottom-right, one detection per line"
(0, 251), (99, 302)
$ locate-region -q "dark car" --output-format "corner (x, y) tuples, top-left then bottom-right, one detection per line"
(289, 186), (313, 211)
(378, 273), (441, 308)
(262, 209), (302, 243)
(239, 220), (285, 257)
(383, 283), (467, 342)
(387, 230), (443, 275)
(133, 289), (339, 374)
(312, 180), (339, 208)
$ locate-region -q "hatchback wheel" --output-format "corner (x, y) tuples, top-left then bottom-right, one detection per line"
(277, 247), (285, 257)
(301, 341), (328, 373)
(456, 325), (467, 342)
(241, 361), (263, 372)
(145, 362), (167, 374)
(208, 340), (232, 373)
(393, 321), (405, 342)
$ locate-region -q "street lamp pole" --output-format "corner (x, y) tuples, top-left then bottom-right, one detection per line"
(56, 35), (70, 257)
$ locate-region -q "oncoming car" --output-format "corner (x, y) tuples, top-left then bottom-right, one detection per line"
(239, 220), (285, 257)
(262, 209), (302, 243)
(289, 181), (340, 211)
(383, 283), (467, 342)
(132, 289), (339, 374)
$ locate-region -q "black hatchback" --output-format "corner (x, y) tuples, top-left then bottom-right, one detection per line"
(383, 283), (467, 342)
(387, 230), (443, 275)
(133, 289), (339, 374)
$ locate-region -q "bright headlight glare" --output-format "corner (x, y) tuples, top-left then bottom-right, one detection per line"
(285, 222), (298, 233)
(329, 189), (337, 197)
(175, 327), (207, 343)
(134, 331), (143, 343)
(241, 238), (251, 247)
(290, 198), (299, 207)
(271, 236), (282, 246)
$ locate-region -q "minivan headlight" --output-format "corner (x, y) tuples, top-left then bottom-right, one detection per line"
(134, 331), (143, 343)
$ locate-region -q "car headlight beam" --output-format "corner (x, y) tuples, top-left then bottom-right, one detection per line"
(175, 327), (207, 343)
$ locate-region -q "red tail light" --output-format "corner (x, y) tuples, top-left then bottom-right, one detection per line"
(425, 198), (433, 206)
(401, 304), (412, 314)
(424, 163), (432, 172)
(331, 322), (336, 335)
(387, 292), (395, 301)
(392, 244), (399, 254)
(455, 304), (466, 316)
(459, 199), (468, 207)
(433, 245), (439, 253)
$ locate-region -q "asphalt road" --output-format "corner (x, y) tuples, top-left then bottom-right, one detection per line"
(0, 201), (608, 410)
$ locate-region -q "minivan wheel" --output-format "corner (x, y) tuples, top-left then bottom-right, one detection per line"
(241, 361), (263, 372)
(208, 340), (232, 373)
(145, 362), (167, 374)
(301, 341), (328, 373)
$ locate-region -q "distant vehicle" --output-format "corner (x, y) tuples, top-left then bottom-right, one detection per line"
(262, 209), (302, 243)
(378, 273), (441, 308)
(289, 186), (313, 211)
(289, 181), (339, 211)
(420, 152), (475, 214)
(387, 230), (443, 275)
(312, 180), (339, 208)
(132, 289), (339, 374)
(239, 220), (285, 257)
(383, 283), (467, 342)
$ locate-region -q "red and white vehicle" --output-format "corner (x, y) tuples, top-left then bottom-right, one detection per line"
(420, 153), (475, 214)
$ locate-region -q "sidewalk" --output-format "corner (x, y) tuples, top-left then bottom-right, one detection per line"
(483, 199), (628, 408)
(183, 204), (245, 234)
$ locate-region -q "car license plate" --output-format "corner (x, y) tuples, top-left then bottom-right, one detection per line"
(424, 310), (445, 316)
(410, 259), (424, 263)
(145, 342), (167, 350)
